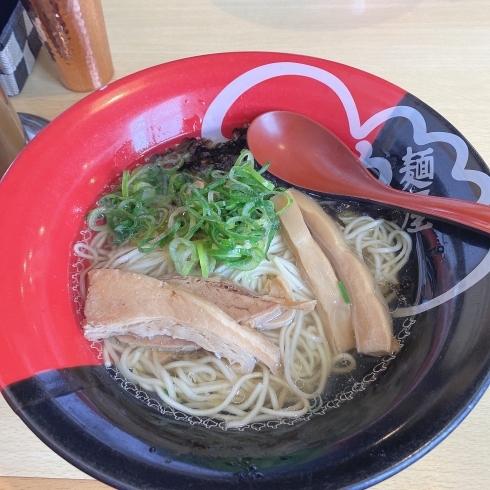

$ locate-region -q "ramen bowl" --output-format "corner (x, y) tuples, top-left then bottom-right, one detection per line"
(1, 52), (490, 490)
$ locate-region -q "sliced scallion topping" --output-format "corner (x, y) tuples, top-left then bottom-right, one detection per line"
(86, 147), (287, 277)
(338, 281), (351, 304)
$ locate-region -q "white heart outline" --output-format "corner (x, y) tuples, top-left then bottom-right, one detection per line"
(201, 61), (490, 317)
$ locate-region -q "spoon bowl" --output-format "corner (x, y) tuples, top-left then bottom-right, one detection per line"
(247, 111), (490, 235)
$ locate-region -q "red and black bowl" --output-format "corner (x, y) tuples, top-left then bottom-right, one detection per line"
(1, 52), (490, 490)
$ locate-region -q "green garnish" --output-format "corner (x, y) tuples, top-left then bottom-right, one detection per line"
(87, 149), (287, 277)
(337, 281), (350, 304)
(307, 394), (323, 413)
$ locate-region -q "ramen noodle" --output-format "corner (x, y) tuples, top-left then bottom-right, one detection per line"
(74, 136), (412, 428)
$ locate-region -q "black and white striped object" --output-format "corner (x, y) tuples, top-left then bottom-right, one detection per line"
(0, 1), (41, 96)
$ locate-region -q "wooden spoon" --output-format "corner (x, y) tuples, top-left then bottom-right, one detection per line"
(247, 111), (490, 234)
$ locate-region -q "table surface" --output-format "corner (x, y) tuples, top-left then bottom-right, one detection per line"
(2, 0), (490, 488)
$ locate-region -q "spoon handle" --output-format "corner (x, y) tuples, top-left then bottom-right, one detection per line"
(357, 183), (490, 235)
(247, 110), (490, 235)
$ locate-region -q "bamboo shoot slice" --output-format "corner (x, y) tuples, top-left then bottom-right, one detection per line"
(289, 188), (398, 356)
(271, 193), (355, 353)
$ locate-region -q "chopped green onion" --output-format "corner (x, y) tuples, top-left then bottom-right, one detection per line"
(121, 170), (130, 198)
(86, 147), (286, 277)
(338, 281), (350, 304)
(169, 238), (198, 276)
(196, 241), (215, 278)
(240, 165), (275, 190)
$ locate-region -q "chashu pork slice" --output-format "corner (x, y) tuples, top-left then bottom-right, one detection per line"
(83, 268), (281, 374)
(115, 334), (198, 351)
(162, 275), (316, 328)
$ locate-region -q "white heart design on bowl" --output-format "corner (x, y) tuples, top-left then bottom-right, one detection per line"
(201, 61), (490, 316)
